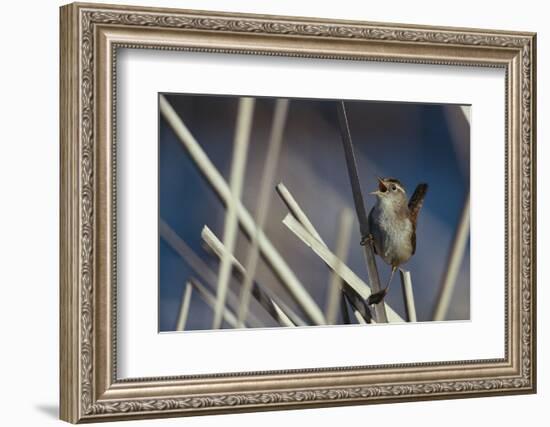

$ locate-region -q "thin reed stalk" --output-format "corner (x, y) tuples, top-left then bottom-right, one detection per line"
(399, 270), (417, 322)
(336, 101), (388, 323)
(276, 184), (374, 323)
(432, 193), (470, 321)
(159, 219), (264, 328)
(202, 226), (299, 327)
(212, 97), (255, 329)
(189, 279), (240, 328)
(238, 99), (289, 327)
(176, 283), (193, 331)
(159, 95), (325, 325)
(325, 209), (354, 324)
(283, 214), (404, 323)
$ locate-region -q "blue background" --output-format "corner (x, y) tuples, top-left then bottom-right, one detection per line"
(159, 94), (470, 331)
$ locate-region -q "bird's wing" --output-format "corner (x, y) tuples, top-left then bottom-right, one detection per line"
(408, 183), (428, 255)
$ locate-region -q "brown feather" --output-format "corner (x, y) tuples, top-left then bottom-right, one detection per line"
(408, 183), (428, 225)
(408, 183), (428, 255)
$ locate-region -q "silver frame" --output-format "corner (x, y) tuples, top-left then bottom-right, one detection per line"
(60, 2), (536, 423)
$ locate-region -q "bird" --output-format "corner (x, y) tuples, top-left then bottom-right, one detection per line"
(362, 177), (428, 305)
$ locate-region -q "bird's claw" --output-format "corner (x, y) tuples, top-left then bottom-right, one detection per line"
(360, 233), (374, 246)
(367, 289), (388, 305)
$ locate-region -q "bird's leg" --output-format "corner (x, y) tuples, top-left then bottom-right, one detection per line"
(360, 233), (374, 247)
(367, 266), (397, 305)
(384, 266), (397, 294)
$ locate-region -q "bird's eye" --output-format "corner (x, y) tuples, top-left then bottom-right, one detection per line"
(391, 185), (397, 191)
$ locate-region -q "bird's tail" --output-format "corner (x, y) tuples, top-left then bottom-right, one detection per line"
(408, 183), (428, 223)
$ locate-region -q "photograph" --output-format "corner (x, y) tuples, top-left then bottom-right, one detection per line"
(158, 94), (471, 331)
(57, 3), (536, 422)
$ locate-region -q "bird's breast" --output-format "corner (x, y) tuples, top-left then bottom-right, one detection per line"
(370, 207), (414, 267)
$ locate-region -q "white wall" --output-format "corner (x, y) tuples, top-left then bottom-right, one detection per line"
(0, 0), (545, 426)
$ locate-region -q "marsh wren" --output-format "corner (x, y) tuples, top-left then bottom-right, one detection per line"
(363, 177), (428, 305)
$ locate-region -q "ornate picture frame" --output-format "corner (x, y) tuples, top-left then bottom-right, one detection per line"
(60, 2), (536, 423)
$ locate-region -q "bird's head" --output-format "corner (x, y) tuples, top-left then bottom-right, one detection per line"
(370, 177), (408, 207)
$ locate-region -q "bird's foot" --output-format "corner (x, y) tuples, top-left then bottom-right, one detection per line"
(360, 233), (374, 247)
(367, 288), (388, 305)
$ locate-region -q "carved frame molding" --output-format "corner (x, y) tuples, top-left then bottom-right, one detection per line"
(60, 2), (536, 423)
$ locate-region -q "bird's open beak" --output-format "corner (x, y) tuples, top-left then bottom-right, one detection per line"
(370, 177), (387, 195)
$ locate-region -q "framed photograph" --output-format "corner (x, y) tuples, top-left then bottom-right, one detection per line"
(60, 2), (536, 423)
